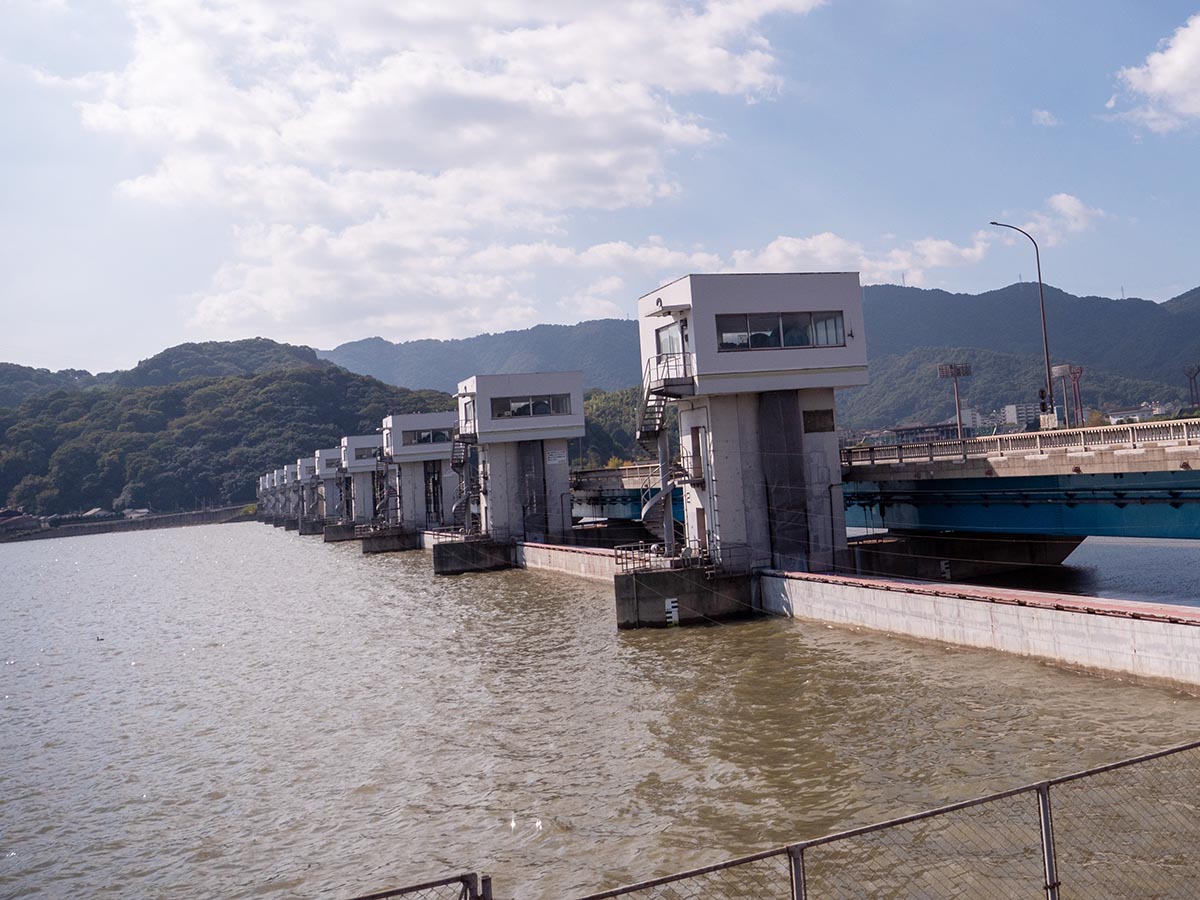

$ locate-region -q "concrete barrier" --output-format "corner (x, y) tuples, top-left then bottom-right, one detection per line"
(323, 523), (359, 543)
(432, 540), (516, 575)
(516, 542), (617, 582)
(361, 528), (420, 554)
(760, 570), (1200, 692)
(615, 569), (758, 629)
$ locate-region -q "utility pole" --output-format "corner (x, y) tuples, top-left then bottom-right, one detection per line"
(937, 363), (972, 440)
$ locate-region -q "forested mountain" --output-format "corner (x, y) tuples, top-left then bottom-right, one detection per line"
(320, 320), (642, 392)
(0, 361), (451, 516)
(862, 283), (1200, 390)
(838, 346), (1177, 430)
(5, 279), (1200, 515)
(846, 282), (1200, 427)
(0, 337), (648, 515)
(105, 338), (330, 388)
(0, 364), (97, 409)
(0, 338), (330, 408)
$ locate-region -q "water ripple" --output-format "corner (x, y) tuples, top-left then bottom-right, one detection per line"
(3, 525), (1200, 898)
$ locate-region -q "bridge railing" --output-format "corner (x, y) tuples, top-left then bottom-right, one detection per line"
(842, 417), (1200, 467)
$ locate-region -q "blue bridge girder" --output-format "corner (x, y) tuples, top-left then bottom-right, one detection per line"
(842, 418), (1200, 539)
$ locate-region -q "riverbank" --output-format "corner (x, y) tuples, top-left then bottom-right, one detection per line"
(0, 504), (257, 542)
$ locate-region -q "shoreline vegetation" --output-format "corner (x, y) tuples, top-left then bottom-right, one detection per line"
(0, 504), (257, 543)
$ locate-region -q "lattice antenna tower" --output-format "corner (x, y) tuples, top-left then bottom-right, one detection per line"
(1186, 365), (1200, 409)
(1068, 365), (1084, 428)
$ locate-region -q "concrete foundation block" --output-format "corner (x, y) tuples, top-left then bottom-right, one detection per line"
(298, 518), (325, 536)
(323, 523), (359, 543)
(432, 540), (516, 575)
(284, 518), (299, 531)
(362, 528), (420, 554)
(615, 569), (760, 629)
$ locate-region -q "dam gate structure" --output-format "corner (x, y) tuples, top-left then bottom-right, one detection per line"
(435, 371), (585, 574)
(617, 272), (869, 626)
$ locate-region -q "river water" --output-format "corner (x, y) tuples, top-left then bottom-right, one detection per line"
(3, 525), (1200, 899)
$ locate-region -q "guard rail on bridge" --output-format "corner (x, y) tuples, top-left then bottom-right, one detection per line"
(842, 418), (1200, 468)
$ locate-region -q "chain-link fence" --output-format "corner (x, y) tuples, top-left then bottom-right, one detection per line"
(345, 742), (1200, 899)
(567, 739), (1200, 900)
(347, 873), (492, 900)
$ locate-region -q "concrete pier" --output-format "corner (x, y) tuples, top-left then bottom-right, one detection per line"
(298, 517), (325, 536)
(284, 518), (299, 531)
(432, 539), (516, 575)
(361, 526), (420, 554)
(615, 569), (758, 629)
(323, 523), (358, 542)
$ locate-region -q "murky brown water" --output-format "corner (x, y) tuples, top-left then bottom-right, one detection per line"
(3, 523), (1200, 899)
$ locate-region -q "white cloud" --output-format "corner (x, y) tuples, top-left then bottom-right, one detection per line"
(556, 276), (628, 320)
(42, 0), (833, 343)
(1117, 13), (1200, 132)
(1019, 193), (1106, 247)
(728, 231), (990, 286)
(1031, 108), (1060, 127)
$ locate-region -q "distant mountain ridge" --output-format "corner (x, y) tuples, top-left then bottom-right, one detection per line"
(4, 281), (1199, 435)
(318, 319), (641, 392)
(316, 281), (1200, 428)
(0, 338), (329, 408)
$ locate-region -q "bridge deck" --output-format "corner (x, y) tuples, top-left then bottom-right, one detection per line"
(843, 418), (1200, 474)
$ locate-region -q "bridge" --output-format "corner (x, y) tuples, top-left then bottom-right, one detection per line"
(569, 419), (1200, 579)
(841, 418), (1200, 540)
(835, 418), (1200, 580)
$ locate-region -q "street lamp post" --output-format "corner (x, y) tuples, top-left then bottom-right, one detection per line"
(990, 221), (1054, 424)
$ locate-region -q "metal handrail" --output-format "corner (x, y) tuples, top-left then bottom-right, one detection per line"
(843, 417), (1200, 467)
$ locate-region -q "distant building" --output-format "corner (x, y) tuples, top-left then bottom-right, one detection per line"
(1108, 407), (1152, 424)
(1003, 402), (1041, 427)
(891, 422), (963, 443)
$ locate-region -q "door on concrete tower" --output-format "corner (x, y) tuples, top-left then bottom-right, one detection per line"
(518, 440), (548, 542)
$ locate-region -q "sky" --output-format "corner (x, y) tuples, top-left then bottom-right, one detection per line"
(2, 1), (1200, 373)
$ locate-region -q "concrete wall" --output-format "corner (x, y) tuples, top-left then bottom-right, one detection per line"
(676, 388), (845, 572)
(615, 569), (757, 629)
(760, 571), (1200, 691)
(396, 459), (456, 529)
(317, 475), (341, 519)
(636, 273), (869, 395)
(382, 411), (457, 459)
(457, 371), (585, 443)
(349, 470), (374, 522)
(479, 438), (573, 541)
(516, 542), (617, 581)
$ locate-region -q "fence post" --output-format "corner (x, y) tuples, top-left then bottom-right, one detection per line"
(1036, 784), (1061, 900)
(480, 875), (493, 900)
(788, 845), (808, 900)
